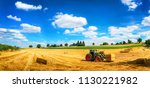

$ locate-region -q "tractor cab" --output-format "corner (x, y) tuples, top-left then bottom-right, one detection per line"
(89, 50), (97, 59)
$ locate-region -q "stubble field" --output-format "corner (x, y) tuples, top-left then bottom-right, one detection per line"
(0, 47), (150, 71)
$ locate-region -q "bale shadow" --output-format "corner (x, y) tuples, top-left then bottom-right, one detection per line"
(118, 58), (150, 67)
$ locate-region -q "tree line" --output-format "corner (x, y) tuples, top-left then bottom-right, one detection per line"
(0, 44), (19, 51)
(28, 38), (150, 48)
(70, 41), (85, 46)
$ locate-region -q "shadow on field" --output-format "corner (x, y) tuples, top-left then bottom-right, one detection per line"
(81, 59), (113, 62)
(118, 58), (150, 67)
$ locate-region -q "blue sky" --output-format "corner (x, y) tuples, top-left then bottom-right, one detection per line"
(0, 0), (150, 47)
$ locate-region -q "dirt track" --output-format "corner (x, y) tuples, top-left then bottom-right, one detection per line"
(0, 47), (150, 71)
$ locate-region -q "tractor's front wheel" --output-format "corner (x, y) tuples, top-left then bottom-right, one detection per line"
(95, 56), (103, 62)
(85, 54), (92, 61)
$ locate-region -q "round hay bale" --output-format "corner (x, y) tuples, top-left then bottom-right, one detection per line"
(120, 49), (130, 53)
(36, 58), (47, 65)
(105, 54), (115, 62)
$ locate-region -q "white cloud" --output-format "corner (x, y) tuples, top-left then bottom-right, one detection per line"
(64, 26), (98, 39)
(141, 16), (150, 26)
(84, 36), (114, 45)
(0, 23), (42, 47)
(82, 26), (98, 38)
(108, 25), (139, 36)
(10, 30), (28, 41)
(73, 27), (86, 33)
(52, 12), (143, 44)
(9, 29), (20, 33)
(64, 29), (71, 34)
(52, 13), (87, 28)
(140, 30), (150, 35)
(64, 27), (86, 34)
(83, 33), (141, 45)
(0, 28), (7, 32)
(20, 23), (41, 33)
(31, 42), (46, 47)
(0, 28), (28, 41)
(52, 13), (99, 39)
(121, 0), (141, 11)
(90, 24), (149, 44)
(139, 30), (150, 40)
(43, 7), (48, 11)
(0, 23), (41, 45)
(53, 12), (89, 36)
(82, 31), (98, 38)
(7, 15), (21, 21)
(64, 36), (115, 46)
(88, 26), (98, 31)
(15, 1), (42, 11)
(148, 10), (150, 14)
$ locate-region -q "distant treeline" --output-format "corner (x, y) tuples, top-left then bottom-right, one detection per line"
(48, 41), (85, 47)
(29, 41), (86, 48)
(70, 41), (85, 46)
(28, 38), (150, 48)
(0, 44), (19, 51)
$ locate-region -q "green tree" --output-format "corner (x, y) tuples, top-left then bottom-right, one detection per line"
(145, 39), (150, 47)
(53, 44), (57, 47)
(79, 41), (82, 46)
(92, 43), (95, 46)
(119, 42), (123, 45)
(60, 44), (63, 47)
(116, 42), (119, 45)
(123, 41), (126, 44)
(76, 41), (80, 46)
(47, 44), (50, 47)
(103, 42), (108, 45)
(128, 39), (132, 44)
(83, 41), (85, 46)
(29, 45), (33, 48)
(65, 43), (68, 47)
(137, 38), (142, 43)
(73, 43), (76, 46)
(37, 44), (41, 48)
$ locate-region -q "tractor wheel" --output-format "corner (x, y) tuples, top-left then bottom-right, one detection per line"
(85, 54), (92, 61)
(95, 56), (103, 62)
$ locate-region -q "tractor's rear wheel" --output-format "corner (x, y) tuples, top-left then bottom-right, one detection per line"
(95, 56), (103, 62)
(85, 54), (92, 61)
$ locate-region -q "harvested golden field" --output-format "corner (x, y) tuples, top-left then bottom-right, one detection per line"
(0, 47), (150, 71)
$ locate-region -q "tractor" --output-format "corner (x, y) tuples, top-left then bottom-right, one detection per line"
(85, 49), (113, 62)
